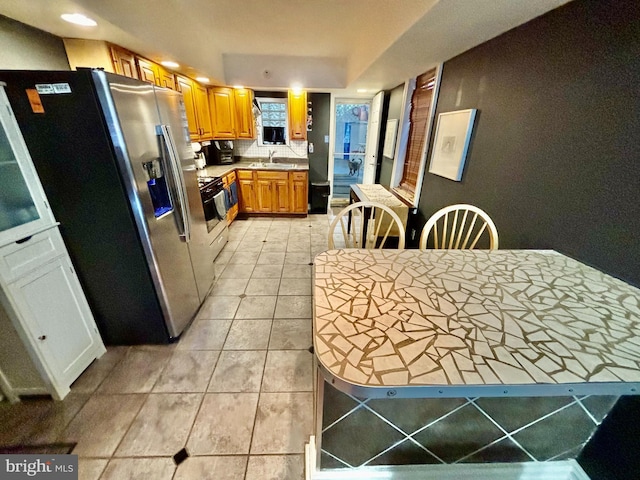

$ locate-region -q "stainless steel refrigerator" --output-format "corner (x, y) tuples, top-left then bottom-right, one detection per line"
(0, 69), (215, 344)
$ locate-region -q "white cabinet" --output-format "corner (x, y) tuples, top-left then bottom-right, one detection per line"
(0, 83), (105, 401)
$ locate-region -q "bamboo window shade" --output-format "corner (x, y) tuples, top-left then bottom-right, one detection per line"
(399, 69), (437, 195)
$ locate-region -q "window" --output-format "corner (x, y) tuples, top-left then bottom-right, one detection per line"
(258, 98), (288, 145)
(393, 68), (438, 205)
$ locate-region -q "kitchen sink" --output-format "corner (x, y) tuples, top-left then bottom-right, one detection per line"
(248, 162), (297, 169)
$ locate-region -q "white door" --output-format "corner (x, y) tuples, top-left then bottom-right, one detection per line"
(330, 99), (372, 201)
(362, 92), (384, 184)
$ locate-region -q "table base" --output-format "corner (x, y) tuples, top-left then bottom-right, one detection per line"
(314, 378), (616, 469)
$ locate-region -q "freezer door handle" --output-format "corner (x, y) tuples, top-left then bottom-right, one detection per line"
(158, 124), (191, 242)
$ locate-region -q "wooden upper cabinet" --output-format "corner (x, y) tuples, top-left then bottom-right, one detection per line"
(176, 76), (199, 140)
(158, 68), (176, 90)
(234, 89), (255, 139)
(136, 57), (157, 85)
(110, 45), (139, 79)
(288, 90), (307, 140)
(208, 87), (236, 139)
(136, 57), (176, 90)
(194, 84), (212, 139)
(176, 75), (212, 141)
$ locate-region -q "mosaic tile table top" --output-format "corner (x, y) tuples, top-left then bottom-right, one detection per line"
(313, 249), (640, 398)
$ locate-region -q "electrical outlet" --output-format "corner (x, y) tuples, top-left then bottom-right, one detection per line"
(411, 228), (416, 240)
(308, 142), (314, 154)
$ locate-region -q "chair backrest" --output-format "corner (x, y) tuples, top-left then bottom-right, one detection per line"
(328, 201), (406, 249)
(419, 204), (499, 250)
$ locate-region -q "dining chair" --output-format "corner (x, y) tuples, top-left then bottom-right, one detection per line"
(328, 201), (406, 249)
(419, 204), (499, 250)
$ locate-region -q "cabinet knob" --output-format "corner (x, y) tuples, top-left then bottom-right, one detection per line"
(38, 335), (47, 341)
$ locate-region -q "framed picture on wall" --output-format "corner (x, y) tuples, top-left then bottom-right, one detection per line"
(383, 119), (398, 158)
(428, 109), (477, 181)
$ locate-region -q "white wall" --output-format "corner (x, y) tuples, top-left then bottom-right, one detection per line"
(0, 15), (70, 70)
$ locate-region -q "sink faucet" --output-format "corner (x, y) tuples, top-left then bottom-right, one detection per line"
(268, 150), (276, 163)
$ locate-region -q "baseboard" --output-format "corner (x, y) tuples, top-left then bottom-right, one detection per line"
(305, 437), (590, 480)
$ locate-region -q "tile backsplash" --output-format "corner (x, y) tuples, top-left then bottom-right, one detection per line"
(234, 139), (308, 159)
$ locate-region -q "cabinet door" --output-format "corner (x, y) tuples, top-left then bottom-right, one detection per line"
(195, 84), (212, 140)
(110, 45), (139, 79)
(234, 88), (255, 139)
(290, 172), (308, 214)
(238, 177), (256, 213)
(136, 57), (158, 85)
(158, 67), (176, 90)
(256, 179), (273, 212)
(273, 179), (290, 212)
(288, 90), (307, 140)
(0, 87), (56, 245)
(8, 256), (104, 397)
(176, 76), (199, 140)
(209, 87), (236, 139)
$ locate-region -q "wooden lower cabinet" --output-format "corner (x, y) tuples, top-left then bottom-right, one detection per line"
(237, 169), (307, 215)
(290, 171), (308, 213)
(256, 171), (289, 213)
(237, 170), (256, 213)
(222, 171), (239, 224)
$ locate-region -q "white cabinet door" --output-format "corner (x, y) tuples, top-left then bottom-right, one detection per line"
(6, 255), (105, 398)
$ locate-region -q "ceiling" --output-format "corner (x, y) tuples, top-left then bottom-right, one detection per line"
(0, 0), (570, 93)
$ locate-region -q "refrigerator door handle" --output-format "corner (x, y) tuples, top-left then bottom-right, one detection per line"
(158, 124), (191, 242)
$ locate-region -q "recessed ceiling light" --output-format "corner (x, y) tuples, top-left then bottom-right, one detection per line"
(161, 61), (179, 68)
(61, 13), (97, 27)
(196, 77), (210, 83)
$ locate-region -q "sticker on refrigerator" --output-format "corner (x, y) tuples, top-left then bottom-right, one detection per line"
(25, 89), (45, 114)
(35, 84), (54, 94)
(53, 83), (72, 93)
(35, 83), (72, 94)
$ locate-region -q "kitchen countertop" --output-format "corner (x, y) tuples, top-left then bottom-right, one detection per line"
(196, 158), (309, 179)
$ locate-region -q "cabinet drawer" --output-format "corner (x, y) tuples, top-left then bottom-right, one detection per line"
(0, 227), (66, 283)
(256, 171), (288, 181)
(227, 171), (237, 183)
(236, 169), (254, 180)
(290, 171), (307, 181)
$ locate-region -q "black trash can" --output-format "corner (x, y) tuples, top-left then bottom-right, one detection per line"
(310, 181), (330, 214)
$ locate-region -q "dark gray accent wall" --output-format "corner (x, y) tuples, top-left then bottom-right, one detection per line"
(0, 15), (70, 70)
(378, 84), (405, 187)
(307, 92), (331, 183)
(417, 0), (640, 288)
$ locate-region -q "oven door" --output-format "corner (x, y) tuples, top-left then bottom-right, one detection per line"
(202, 192), (226, 233)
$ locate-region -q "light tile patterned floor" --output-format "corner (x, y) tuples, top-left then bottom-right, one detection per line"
(0, 214), (332, 480)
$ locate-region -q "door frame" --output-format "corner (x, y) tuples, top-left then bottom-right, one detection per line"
(328, 94), (374, 205)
